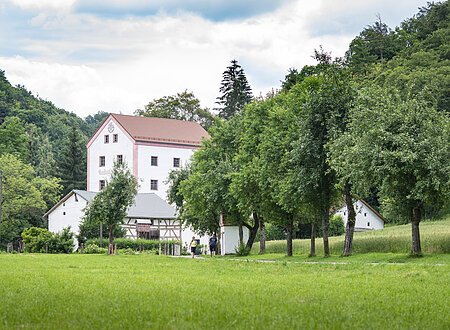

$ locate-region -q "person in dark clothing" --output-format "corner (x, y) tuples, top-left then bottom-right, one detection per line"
(209, 234), (218, 257)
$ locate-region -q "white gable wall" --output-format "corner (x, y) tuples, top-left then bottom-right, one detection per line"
(137, 144), (195, 200)
(220, 226), (250, 255)
(335, 200), (384, 231)
(87, 118), (134, 192)
(48, 193), (87, 236)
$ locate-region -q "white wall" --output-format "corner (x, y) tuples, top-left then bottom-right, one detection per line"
(48, 193), (87, 249)
(220, 226), (250, 255)
(137, 144), (195, 200)
(335, 200), (384, 231)
(88, 118), (134, 192)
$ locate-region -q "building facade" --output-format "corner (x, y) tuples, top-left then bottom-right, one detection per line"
(87, 113), (209, 200)
(335, 200), (385, 231)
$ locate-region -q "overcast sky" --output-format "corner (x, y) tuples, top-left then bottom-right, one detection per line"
(0, 0), (430, 118)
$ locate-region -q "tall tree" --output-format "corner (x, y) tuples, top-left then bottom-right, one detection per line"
(58, 126), (87, 195)
(331, 87), (450, 255)
(0, 116), (30, 162)
(0, 154), (62, 249)
(135, 91), (215, 130)
(82, 162), (138, 254)
(216, 59), (253, 119)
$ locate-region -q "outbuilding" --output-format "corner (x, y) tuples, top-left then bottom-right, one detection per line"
(335, 200), (385, 231)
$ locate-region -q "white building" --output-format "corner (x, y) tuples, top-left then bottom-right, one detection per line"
(335, 200), (385, 231)
(46, 114), (211, 248)
(87, 113), (209, 199)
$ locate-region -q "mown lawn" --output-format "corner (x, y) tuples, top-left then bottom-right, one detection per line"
(0, 253), (449, 329)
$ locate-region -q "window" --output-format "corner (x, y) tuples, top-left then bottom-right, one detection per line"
(104, 135), (109, 143)
(173, 157), (181, 168)
(99, 180), (106, 190)
(150, 179), (158, 190)
(151, 156), (158, 166)
(117, 155), (123, 164)
(63, 212), (66, 215)
(367, 222), (370, 227)
(113, 134), (118, 143)
(99, 156), (105, 167)
(343, 211), (346, 216)
(364, 213), (367, 217)
(138, 229), (160, 240)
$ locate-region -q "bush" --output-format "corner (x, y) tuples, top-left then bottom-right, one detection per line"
(83, 244), (107, 254)
(85, 238), (181, 252)
(22, 227), (74, 253)
(235, 243), (250, 256)
(329, 215), (345, 237)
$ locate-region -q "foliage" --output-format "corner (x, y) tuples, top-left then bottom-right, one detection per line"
(81, 162), (138, 252)
(21, 227), (74, 253)
(57, 126), (87, 195)
(234, 242), (251, 256)
(136, 90), (216, 130)
(0, 154), (62, 249)
(329, 215), (345, 237)
(216, 59), (253, 119)
(82, 243), (107, 254)
(0, 116), (30, 162)
(85, 238), (180, 251)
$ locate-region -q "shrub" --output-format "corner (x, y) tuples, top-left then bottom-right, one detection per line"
(22, 227), (74, 253)
(83, 244), (107, 254)
(235, 243), (250, 256)
(85, 238), (181, 252)
(329, 215), (345, 237)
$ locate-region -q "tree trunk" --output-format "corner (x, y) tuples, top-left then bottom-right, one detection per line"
(286, 216), (293, 257)
(322, 208), (330, 257)
(259, 219), (266, 255)
(309, 222), (316, 257)
(245, 212), (260, 250)
(238, 223), (244, 246)
(108, 226), (114, 255)
(411, 204), (422, 256)
(342, 183), (356, 257)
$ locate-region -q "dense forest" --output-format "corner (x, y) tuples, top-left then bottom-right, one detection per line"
(0, 2), (448, 252)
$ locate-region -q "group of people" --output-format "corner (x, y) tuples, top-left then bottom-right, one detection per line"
(189, 234), (218, 258)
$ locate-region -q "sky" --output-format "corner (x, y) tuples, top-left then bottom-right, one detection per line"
(0, 0), (431, 118)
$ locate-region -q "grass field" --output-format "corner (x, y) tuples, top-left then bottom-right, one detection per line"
(255, 218), (450, 255)
(0, 253), (449, 329)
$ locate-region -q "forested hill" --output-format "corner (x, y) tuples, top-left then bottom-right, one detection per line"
(0, 71), (108, 193)
(345, 1), (449, 112)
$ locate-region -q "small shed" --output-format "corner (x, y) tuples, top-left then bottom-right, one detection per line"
(335, 200), (385, 231)
(219, 214), (249, 255)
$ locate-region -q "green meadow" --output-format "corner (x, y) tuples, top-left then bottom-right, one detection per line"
(0, 252), (449, 329)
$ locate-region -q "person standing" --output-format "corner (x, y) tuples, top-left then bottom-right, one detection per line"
(189, 236), (197, 258)
(209, 233), (218, 257)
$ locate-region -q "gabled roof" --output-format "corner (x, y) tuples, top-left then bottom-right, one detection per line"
(359, 200), (386, 223)
(44, 190), (177, 219)
(88, 113), (209, 148)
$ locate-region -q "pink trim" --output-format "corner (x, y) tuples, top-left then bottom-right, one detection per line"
(86, 115), (134, 149)
(135, 141), (200, 150)
(86, 148), (90, 190)
(133, 143), (139, 178)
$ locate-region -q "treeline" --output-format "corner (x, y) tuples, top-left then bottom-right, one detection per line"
(0, 71), (108, 249)
(168, 2), (450, 257)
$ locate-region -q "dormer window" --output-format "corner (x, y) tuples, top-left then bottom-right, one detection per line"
(113, 134), (118, 143)
(104, 135), (109, 143)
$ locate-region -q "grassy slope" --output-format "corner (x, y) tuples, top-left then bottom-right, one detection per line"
(256, 218), (450, 255)
(0, 254), (449, 329)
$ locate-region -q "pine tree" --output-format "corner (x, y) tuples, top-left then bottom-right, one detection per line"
(58, 126), (87, 194)
(216, 59), (253, 119)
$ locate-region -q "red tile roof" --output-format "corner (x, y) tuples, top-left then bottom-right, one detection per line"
(111, 113), (209, 147)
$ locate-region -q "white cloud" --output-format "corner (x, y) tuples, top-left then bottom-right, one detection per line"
(9, 0), (76, 11)
(0, 0), (432, 118)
